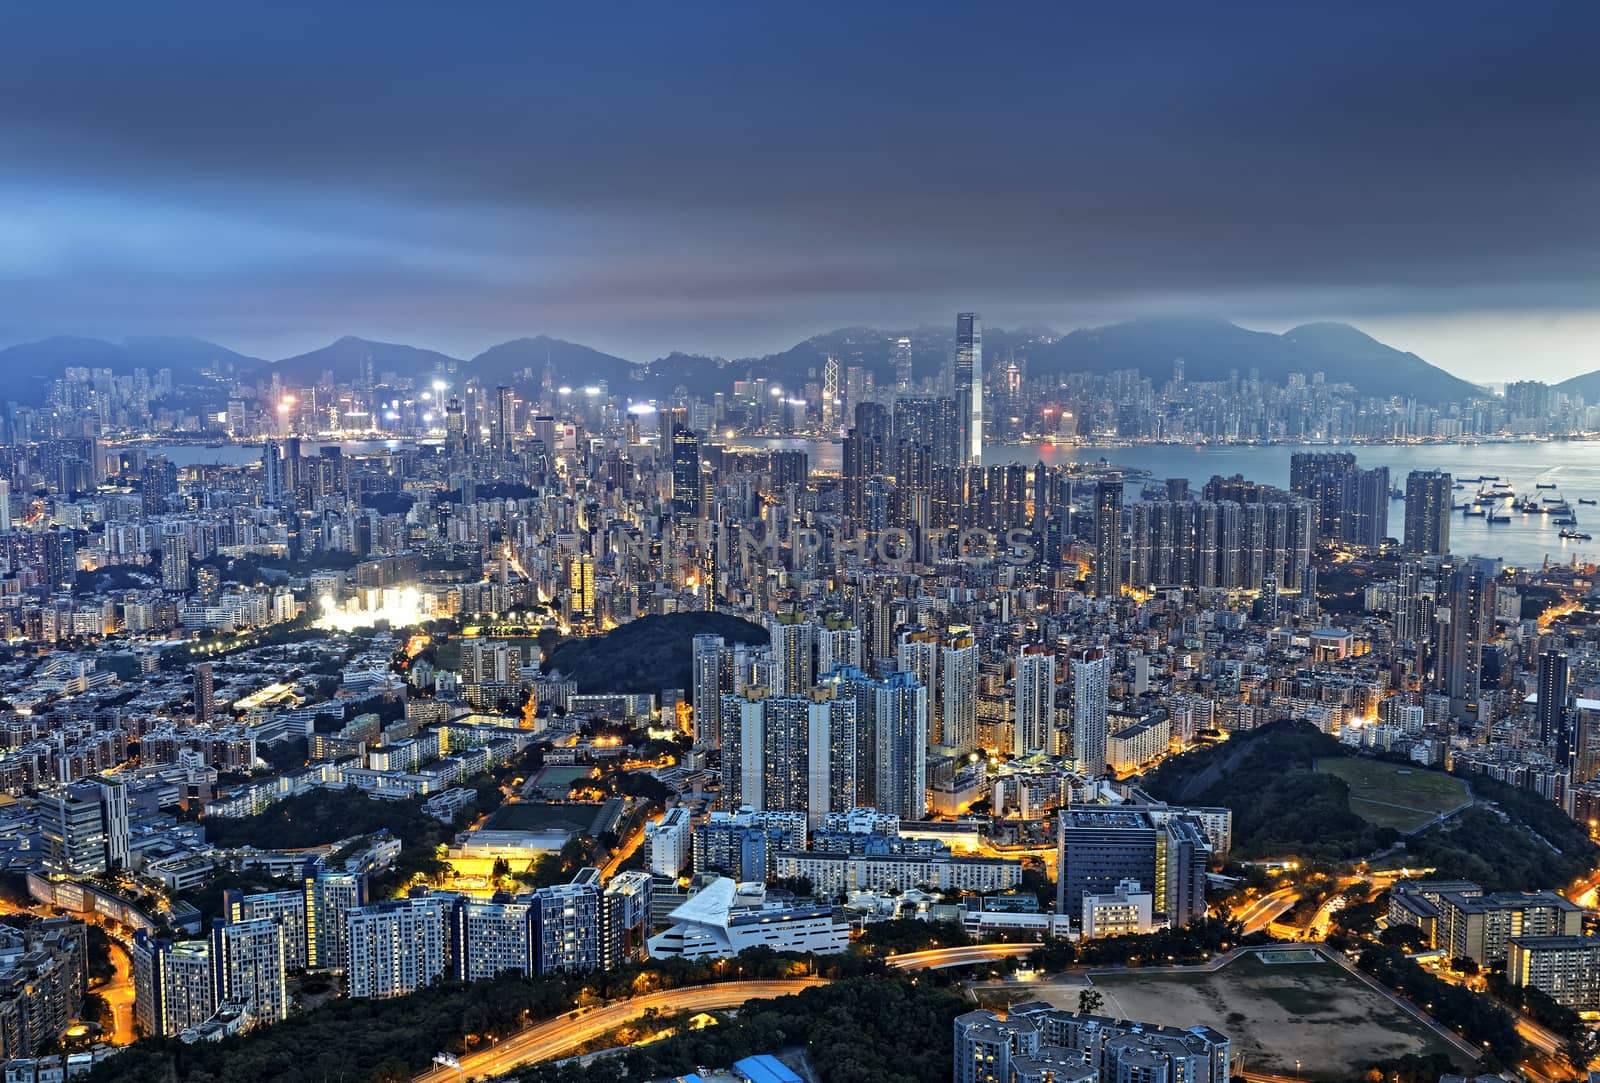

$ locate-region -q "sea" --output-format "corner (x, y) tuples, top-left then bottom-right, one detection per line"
(141, 437), (1600, 570)
(738, 437), (1600, 570)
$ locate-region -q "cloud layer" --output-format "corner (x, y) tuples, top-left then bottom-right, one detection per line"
(2, 2), (1596, 378)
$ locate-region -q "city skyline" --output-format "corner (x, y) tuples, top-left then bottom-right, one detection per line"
(2, 3), (1597, 379)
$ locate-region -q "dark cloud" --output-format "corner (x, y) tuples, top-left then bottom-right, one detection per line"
(0, 1), (1595, 375)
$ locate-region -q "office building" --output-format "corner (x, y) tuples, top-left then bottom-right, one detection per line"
(345, 896), (450, 999)
(1403, 470), (1452, 555)
(955, 313), (983, 467)
(893, 336), (913, 393)
(1056, 807), (1209, 928)
(1537, 649), (1571, 752)
(40, 776), (128, 876)
(1081, 879), (1155, 939)
(671, 426), (701, 516)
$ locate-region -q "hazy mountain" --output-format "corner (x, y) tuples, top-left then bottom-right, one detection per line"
(269, 336), (462, 384)
(1016, 317), (1481, 402)
(1279, 321), (1483, 401)
(0, 335), (260, 400)
(0, 319), (1483, 405)
(469, 336), (639, 389)
(120, 335), (263, 374)
(1553, 369), (1600, 402)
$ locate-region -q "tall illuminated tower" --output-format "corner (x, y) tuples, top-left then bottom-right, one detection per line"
(955, 313), (982, 467)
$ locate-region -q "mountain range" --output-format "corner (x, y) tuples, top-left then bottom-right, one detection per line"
(0, 318), (1506, 405)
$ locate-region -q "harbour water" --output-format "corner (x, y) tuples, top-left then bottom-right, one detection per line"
(740, 437), (1600, 569)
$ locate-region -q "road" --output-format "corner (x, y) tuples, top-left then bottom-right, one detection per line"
(99, 937), (136, 1044)
(1234, 887), (1298, 934)
(886, 943), (1037, 970)
(412, 979), (823, 1082)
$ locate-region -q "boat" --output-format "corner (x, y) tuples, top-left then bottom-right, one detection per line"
(1519, 501), (1542, 513)
(1581, 499), (1597, 506)
(1554, 516), (1579, 526)
(1466, 507), (1486, 516)
(1482, 475), (1501, 481)
(1542, 493), (1565, 502)
(1453, 502), (1471, 510)
(1488, 513), (1511, 523)
(1537, 482), (1557, 489)
(1561, 530), (1593, 540)
(1453, 483), (1466, 490)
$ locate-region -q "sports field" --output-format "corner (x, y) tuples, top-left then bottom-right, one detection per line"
(1084, 951), (1464, 1080)
(1315, 757), (1471, 832)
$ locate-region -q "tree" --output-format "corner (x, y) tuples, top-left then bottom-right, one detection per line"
(1379, 924), (1428, 951)
(1077, 989), (1104, 1014)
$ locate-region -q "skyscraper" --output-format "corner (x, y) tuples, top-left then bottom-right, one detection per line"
(1093, 479), (1125, 597)
(193, 663), (215, 725)
(1404, 470), (1452, 555)
(940, 631), (979, 755)
(873, 671), (928, 821)
(1014, 646), (1056, 756)
(821, 355), (840, 432)
(954, 313), (983, 467)
(0, 478), (11, 532)
(492, 385), (517, 454)
(161, 533), (192, 593)
(1072, 651), (1111, 774)
(1538, 649), (1571, 750)
(671, 426), (700, 516)
(893, 336), (913, 393)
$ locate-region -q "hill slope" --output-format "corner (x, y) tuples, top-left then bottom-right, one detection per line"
(541, 612), (768, 695)
(269, 336), (462, 384)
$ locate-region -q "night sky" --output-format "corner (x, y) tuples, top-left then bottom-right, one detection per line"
(2, 2), (1596, 379)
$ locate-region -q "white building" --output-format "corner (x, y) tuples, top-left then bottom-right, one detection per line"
(646, 877), (848, 961)
(645, 807), (692, 878)
(1082, 879), (1156, 938)
(774, 851), (1021, 896)
(346, 897), (450, 999)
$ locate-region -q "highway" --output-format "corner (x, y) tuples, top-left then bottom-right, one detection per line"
(886, 942), (1036, 970)
(412, 979), (823, 1082)
(1233, 887), (1298, 934)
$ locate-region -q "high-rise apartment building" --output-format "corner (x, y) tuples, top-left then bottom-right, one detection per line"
(345, 896), (450, 999)
(1092, 480), (1124, 597)
(1014, 647), (1056, 757)
(1071, 651), (1111, 775)
(1403, 470), (1452, 554)
(671, 426), (700, 516)
(302, 858), (367, 972)
(209, 916), (288, 1024)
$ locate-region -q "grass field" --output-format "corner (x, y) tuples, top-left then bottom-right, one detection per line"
(1315, 757), (1471, 833)
(486, 801), (607, 834)
(1082, 952), (1463, 1080)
